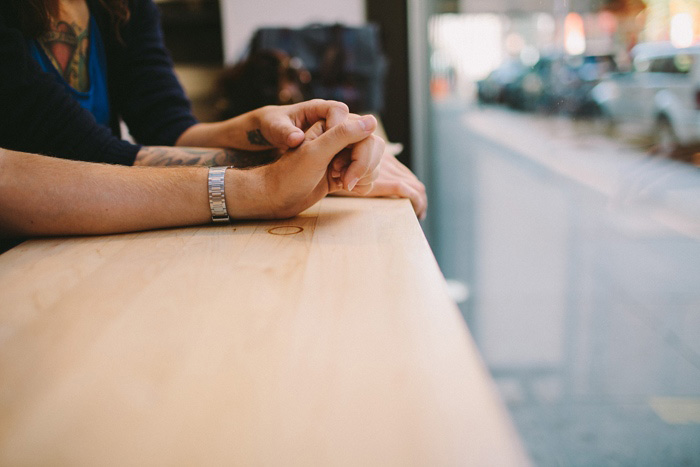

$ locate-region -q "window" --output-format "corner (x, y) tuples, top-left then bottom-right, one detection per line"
(418, 3), (700, 465)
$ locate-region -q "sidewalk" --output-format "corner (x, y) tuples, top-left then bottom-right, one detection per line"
(462, 105), (700, 240)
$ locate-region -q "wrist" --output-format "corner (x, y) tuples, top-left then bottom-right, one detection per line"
(176, 121), (233, 149)
(208, 166), (230, 222)
(176, 122), (213, 147)
(223, 167), (273, 219)
(248, 106), (264, 128)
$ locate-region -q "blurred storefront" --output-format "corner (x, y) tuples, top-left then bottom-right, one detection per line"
(427, 0), (700, 97)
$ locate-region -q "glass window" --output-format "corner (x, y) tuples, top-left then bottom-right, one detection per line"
(415, 1), (700, 464)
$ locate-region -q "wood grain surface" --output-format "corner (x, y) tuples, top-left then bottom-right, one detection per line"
(0, 197), (529, 466)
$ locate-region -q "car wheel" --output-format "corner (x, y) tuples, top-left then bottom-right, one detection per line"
(653, 117), (678, 156)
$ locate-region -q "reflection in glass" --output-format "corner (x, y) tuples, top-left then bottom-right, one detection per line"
(424, 0), (700, 464)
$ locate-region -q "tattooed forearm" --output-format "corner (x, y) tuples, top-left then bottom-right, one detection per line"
(247, 129), (271, 146)
(135, 147), (223, 166)
(134, 146), (281, 169)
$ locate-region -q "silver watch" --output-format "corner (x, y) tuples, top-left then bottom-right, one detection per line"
(208, 166), (230, 223)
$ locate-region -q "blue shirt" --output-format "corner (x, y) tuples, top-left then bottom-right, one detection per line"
(28, 15), (110, 127)
(0, 0), (197, 167)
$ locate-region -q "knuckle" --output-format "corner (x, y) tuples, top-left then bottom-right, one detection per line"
(334, 122), (352, 140)
(333, 101), (350, 113)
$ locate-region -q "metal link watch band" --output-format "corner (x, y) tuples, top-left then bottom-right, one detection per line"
(208, 166), (230, 223)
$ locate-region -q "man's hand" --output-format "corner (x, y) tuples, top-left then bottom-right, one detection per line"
(135, 114), (381, 197)
(333, 149), (428, 220)
(0, 116), (382, 237)
(175, 99), (350, 153)
(227, 114), (384, 219)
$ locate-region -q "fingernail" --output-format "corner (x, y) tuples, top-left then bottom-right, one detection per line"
(348, 177), (359, 191)
(358, 115), (375, 131)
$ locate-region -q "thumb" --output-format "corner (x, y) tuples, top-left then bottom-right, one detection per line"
(303, 115), (376, 166)
(267, 117), (305, 149)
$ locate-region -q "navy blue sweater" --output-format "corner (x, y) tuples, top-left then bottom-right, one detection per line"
(0, 0), (198, 165)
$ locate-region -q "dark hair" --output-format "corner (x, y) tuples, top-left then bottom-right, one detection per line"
(12, 0), (130, 41)
(216, 50), (310, 120)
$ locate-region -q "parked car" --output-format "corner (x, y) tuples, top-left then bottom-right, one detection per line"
(476, 60), (527, 104)
(503, 54), (561, 112)
(504, 53), (617, 115)
(567, 54), (618, 117)
(590, 42), (700, 152)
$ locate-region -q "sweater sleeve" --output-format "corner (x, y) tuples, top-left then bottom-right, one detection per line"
(0, 14), (140, 165)
(112, 0), (198, 146)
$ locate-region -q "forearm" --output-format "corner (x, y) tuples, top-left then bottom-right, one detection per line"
(175, 109), (270, 150)
(175, 101), (352, 152)
(0, 114), (380, 237)
(133, 145), (280, 168)
(0, 149), (211, 237)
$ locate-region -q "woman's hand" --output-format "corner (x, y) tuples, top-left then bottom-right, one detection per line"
(175, 99), (350, 153)
(250, 99), (350, 151)
(332, 149), (428, 220)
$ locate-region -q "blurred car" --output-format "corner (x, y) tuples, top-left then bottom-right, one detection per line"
(502, 54), (560, 112)
(590, 42), (700, 151)
(477, 60), (527, 104)
(566, 54), (618, 117)
(504, 53), (617, 115)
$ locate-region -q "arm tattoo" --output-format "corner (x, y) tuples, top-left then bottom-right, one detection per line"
(247, 129), (271, 146)
(135, 146), (281, 169)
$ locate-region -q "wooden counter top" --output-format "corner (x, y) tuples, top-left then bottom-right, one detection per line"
(0, 197), (529, 466)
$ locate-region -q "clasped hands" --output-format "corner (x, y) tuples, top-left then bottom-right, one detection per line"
(235, 99), (427, 219)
